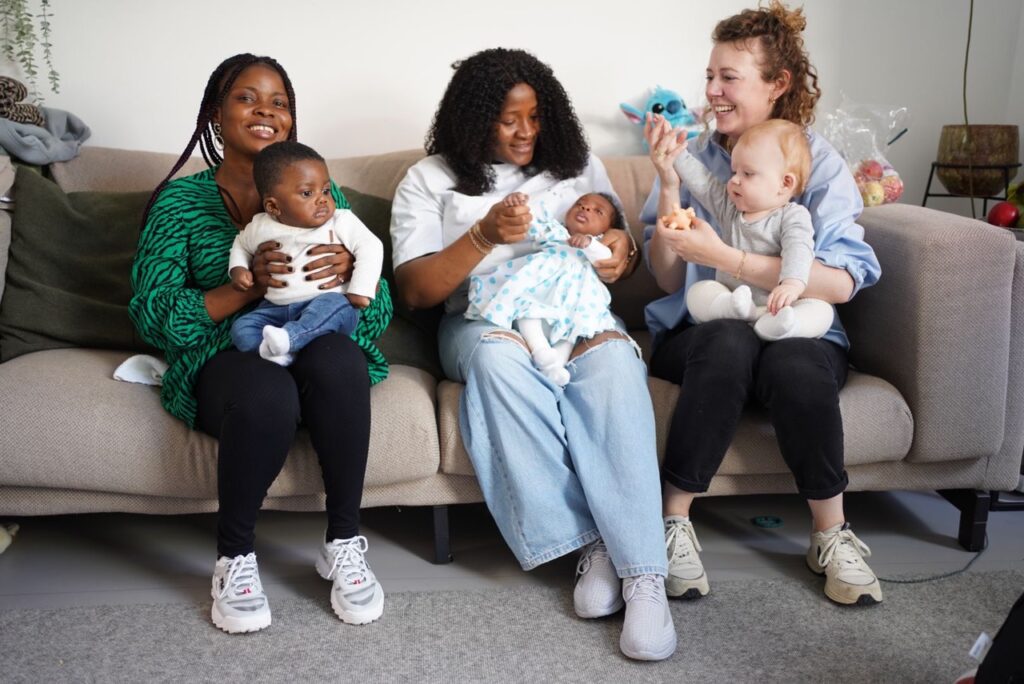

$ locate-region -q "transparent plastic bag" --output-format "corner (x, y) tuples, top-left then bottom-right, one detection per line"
(822, 94), (910, 206)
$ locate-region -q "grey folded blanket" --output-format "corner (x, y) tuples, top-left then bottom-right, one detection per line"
(0, 106), (91, 164)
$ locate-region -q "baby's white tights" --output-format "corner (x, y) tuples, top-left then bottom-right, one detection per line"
(515, 318), (573, 386)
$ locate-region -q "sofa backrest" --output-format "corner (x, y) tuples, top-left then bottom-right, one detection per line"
(49, 146), (665, 329)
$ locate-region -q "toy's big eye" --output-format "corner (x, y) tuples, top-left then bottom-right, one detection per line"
(667, 100), (682, 114)
(651, 103), (665, 114)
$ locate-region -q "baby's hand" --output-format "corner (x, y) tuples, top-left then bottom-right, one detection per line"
(661, 206), (696, 230)
(567, 234), (593, 249)
(767, 278), (805, 314)
(230, 266), (254, 292)
(346, 293), (372, 309)
(502, 192), (529, 208)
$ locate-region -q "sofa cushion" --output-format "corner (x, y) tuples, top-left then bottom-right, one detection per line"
(342, 185), (442, 377)
(0, 168), (155, 361)
(0, 166), (443, 376)
(0, 156), (15, 304)
(437, 370), (913, 480)
(0, 349), (441, 496)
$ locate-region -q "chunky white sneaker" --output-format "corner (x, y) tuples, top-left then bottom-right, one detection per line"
(316, 535), (384, 625)
(664, 516), (710, 599)
(807, 523), (883, 606)
(573, 539), (623, 618)
(620, 574), (677, 661)
(210, 553), (272, 634)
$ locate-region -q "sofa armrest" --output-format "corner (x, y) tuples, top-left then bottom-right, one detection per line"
(840, 204), (1016, 463)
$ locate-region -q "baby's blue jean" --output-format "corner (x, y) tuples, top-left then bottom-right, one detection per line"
(439, 313), (666, 577)
(231, 293), (360, 354)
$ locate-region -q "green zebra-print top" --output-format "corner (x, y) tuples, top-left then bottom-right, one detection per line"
(129, 167), (392, 427)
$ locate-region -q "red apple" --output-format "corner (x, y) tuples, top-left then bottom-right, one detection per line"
(858, 159), (884, 180)
(881, 174), (904, 203)
(987, 201), (1020, 228)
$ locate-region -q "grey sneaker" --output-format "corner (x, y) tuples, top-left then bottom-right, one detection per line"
(316, 535), (384, 624)
(807, 523), (883, 606)
(210, 553), (272, 634)
(573, 539), (623, 618)
(664, 516), (710, 599)
(620, 574), (677, 661)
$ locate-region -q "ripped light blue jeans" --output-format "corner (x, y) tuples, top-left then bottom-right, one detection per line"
(439, 313), (666, 577)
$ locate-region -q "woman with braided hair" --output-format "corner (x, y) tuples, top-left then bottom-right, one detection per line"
(130, 54), (392, 634)
(391, 48), (676, 661)
(643, 1), (884, 606)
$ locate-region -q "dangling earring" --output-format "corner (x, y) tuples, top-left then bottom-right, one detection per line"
(212, 122), (224, 150)
(769, 95), (777, 106)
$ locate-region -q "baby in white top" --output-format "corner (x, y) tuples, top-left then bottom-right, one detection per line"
(228, 141), (383, 365)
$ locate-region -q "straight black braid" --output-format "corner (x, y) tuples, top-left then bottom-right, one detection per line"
(140, 54), (298, 230)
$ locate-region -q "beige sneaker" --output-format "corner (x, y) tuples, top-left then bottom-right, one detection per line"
(807, 523), (883, 606)
(664, 516), (710, 599)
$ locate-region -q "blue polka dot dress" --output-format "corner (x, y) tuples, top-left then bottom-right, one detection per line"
(466, 216), (617, 345)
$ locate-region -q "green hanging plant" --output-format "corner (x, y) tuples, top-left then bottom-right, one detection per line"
(0, 0), (59, 99)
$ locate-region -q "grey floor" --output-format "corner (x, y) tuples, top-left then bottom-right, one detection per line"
(0, 490), (1022, 610)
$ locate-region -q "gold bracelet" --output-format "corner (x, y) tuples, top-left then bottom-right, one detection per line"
(467, 225), (492, 255)
(734, 250), (747, 281)
(471, 222), (495, 249)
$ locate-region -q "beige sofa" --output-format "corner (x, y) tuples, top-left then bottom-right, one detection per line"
(1, 147), (1021, 560)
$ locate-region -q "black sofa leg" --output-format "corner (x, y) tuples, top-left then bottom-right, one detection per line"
(938, 489), (990, 551)
(432, 505), (453, 564)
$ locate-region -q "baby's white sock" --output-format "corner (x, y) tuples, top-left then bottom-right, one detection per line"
(262, 325), (291, 356)
(531, 347), (570, 387)
(730, 285), (759, 321)
(754, 306), (798, 341)
(258, 339), (294, 366)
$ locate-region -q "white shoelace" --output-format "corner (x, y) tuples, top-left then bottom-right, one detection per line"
(665, 521), (702, 562)
(575, 540), (611, 577)
(220, 553), (262, 599)
(817, 526), (872, 569)
(623, 574), (664, 605)
(327, 536), (371, 585)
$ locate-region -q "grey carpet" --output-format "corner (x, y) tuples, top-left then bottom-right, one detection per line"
(2, 570), (1021, 683)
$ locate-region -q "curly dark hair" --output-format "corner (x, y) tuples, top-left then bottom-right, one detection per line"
(253, 141), (324, 199)
(713, 0), (821, 127)
(425, 47), (589, 196)
(141, 54), (298, 228)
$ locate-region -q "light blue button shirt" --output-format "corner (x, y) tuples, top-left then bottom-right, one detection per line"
(641, 130), (882, 349)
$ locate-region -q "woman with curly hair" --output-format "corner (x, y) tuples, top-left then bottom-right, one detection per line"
(643, 2), (883, 606)
(391, 48), (676, 661)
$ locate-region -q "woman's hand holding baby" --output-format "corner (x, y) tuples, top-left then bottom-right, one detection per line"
(251, 240), (293, 291)
(305, 243), (355, 290)
(593, 229), (633, 283)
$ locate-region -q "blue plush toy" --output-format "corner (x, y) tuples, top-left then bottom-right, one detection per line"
(620, 86), (701, 150)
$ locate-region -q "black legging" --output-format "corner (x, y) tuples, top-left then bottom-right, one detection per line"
(194, 332), (371, 558)
(649, 319), (849, 500)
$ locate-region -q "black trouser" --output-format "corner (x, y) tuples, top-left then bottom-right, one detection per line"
(195, 333), (371, 558)
(649, 319), (849, 500)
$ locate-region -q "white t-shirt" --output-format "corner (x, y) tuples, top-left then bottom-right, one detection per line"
(229, 208), (383, 306)
(390, 153), (617, 313)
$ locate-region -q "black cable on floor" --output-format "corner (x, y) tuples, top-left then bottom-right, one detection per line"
(877, 535), (988, 584)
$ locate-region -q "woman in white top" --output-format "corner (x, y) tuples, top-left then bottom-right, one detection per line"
(390, 48), (675, 661)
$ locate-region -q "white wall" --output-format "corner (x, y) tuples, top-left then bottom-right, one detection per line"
(16, 0), (1024, 217)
